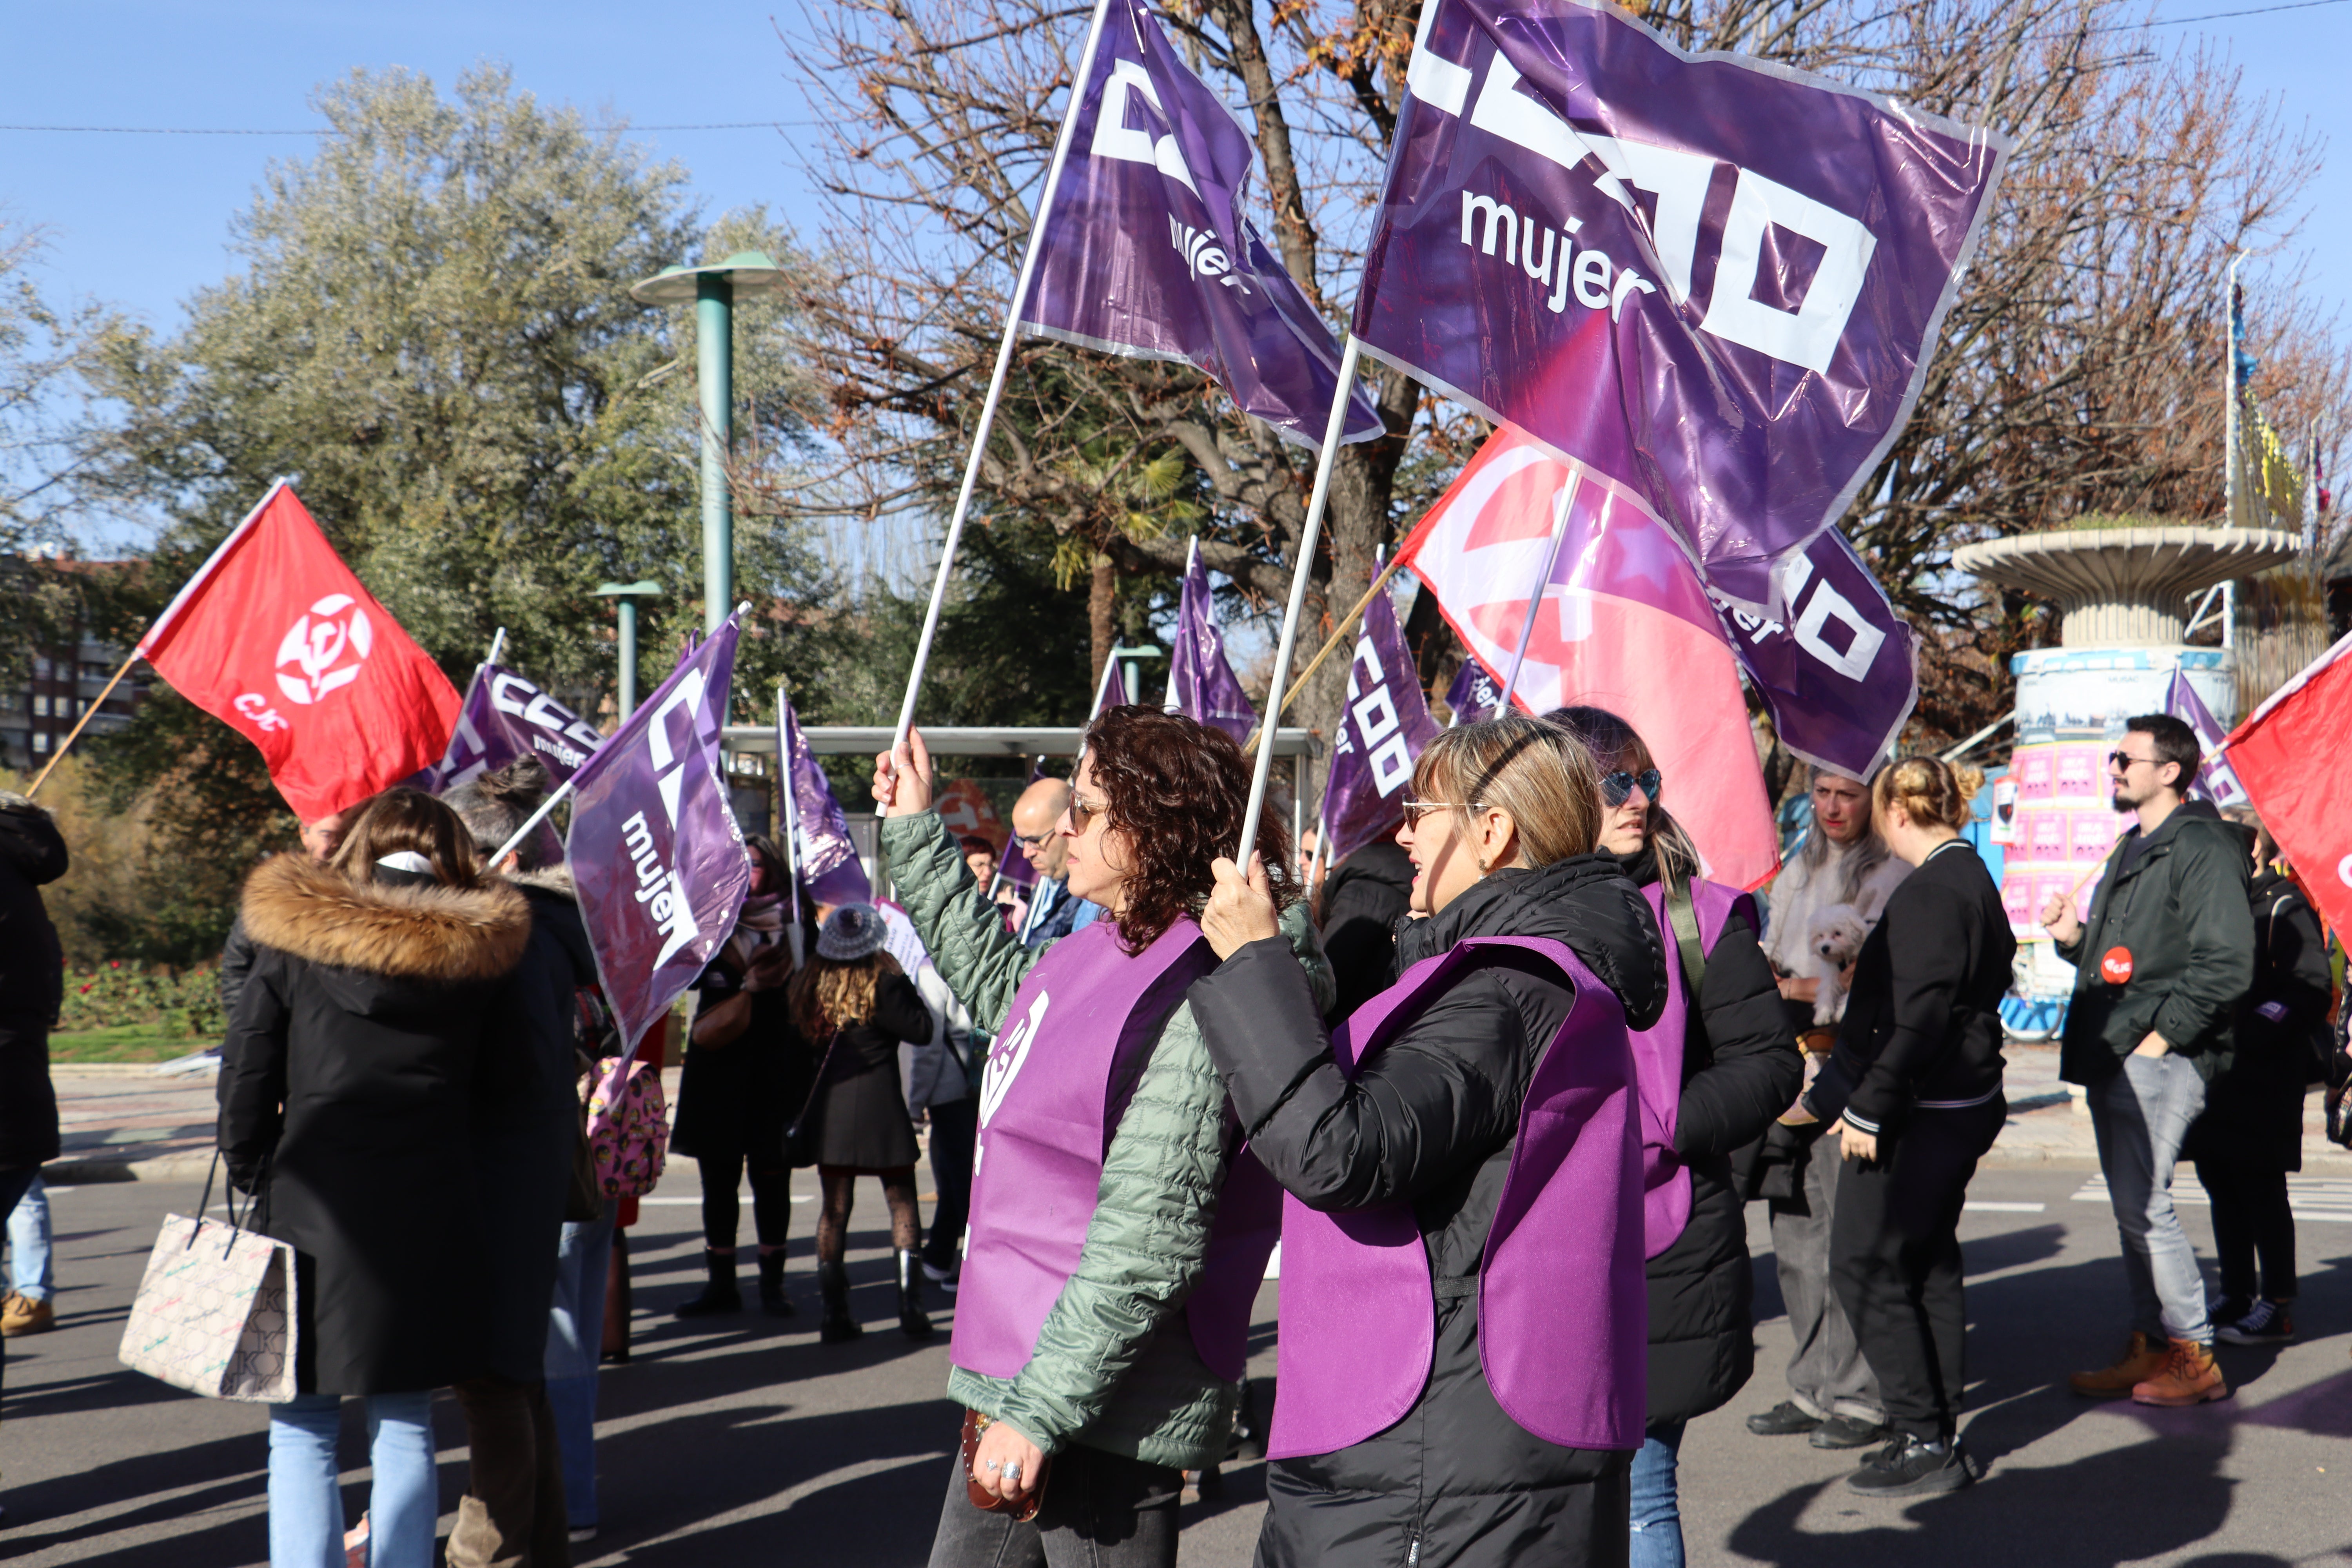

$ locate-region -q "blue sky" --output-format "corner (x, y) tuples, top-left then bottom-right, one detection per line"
(3, 0), (2345, 546)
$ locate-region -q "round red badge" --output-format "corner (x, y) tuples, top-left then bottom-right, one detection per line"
(2100, 947), (2135, 985)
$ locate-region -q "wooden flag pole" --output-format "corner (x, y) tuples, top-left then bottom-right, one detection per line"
(1241, 551), (1410, 755)
(886, 0), (1117, 764)
(1236, 337), (1364, 863)
(25, 647), (143, 798)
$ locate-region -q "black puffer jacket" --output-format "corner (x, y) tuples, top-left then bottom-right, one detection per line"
(1618, 849), (1800, 1429)
(2183, 867), (2332, 1172)
(0, 793), (66, 1170)
(1319, 839), (1415, 1019)
(1188, 854), (1664, 1568)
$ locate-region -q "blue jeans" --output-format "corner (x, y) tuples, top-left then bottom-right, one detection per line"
(8, 1173), (52, 1301)
(1628, 1422), (1687, 1568)
(2088, 1052), (2211, 1345)
(544, 1201), (615, 1527)
(267, 1392), (437, 1568)
(0, 1165), (37, 1410)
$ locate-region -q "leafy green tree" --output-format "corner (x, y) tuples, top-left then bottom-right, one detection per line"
(75, 65), (839, 960)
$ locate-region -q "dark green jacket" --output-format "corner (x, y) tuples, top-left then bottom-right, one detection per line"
(2055, 800), (2255, 1085)
(881, 809), (1333, 1470)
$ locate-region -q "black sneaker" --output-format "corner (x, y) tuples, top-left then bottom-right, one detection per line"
(1810, 1412), (1893, 1450)
(1847, 1436), (1973, 1497)
(2216, 1299), (2296, 1345)
(1746, 1401), (1824, 1436)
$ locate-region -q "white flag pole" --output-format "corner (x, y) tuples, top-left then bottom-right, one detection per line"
(777, 679), (807, 967)
(1087, 644), (1125, 719)
(1235, 336), (1364, 865)
(888, 0), (1118, 760)
(1165, 534), (1199, 710)
(1495, 473), (1580, 712)
(485, 626), (507, 668)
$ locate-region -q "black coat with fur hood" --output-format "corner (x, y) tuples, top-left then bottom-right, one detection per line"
(219, 853), (532, 1396)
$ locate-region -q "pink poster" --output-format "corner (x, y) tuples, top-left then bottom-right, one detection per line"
(2016, 750), (2055, 802)
(2053, 744), (2103, 802)
(2027, 811), (2068, 862)
(2000, 871), (2034, 927)
(2070, 811), (2120, 862)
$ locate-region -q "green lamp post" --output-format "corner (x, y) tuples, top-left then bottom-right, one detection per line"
(628, 251), (791, 633)
(592, 580), (662, 720)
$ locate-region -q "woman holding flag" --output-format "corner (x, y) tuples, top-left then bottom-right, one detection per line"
(871, 706), (1331, 1568)
(1192, 714), (1666, 1568)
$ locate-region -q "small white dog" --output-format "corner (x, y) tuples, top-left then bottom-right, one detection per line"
(1808, 902), (1870, 1025)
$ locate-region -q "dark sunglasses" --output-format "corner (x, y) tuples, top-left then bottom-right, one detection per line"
(1601, 768), (1662, 808)
(2107, 751), (2158, 772)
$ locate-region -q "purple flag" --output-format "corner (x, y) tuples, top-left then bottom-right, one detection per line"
(779, 691), (875, 909)
(1710, 530), (1916, 779)
(1022, 0), (1383, 450)
(433, 661), (604, 791)
(1322, 581), (1443, 862)
(1354, 0), (2007, 617)
(567, 617), (751, 1047)
(2166, 668), (2250, 809)
(1445, 657), (1505, 726)
(1167, 548), (1257, 743)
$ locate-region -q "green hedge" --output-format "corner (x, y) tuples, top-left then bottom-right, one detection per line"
(58, 962), (223, 1039)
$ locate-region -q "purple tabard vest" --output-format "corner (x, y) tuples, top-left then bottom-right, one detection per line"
(949, 917), (1275, 1385)
(1633, 880), (1755, 1258)
(1267, 936), (1644, 1461)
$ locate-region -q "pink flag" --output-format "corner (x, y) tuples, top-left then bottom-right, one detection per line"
(1396, 428), (1779, 890)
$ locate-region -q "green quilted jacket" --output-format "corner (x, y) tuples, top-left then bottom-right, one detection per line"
(882, 809), (1332, 1470)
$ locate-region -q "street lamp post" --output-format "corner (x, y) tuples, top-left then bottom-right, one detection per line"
(593, 580), (662, 720)
(628, 251), (791, 633)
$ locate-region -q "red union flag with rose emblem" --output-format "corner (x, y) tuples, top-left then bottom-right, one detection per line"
(137, 482), (460, 820)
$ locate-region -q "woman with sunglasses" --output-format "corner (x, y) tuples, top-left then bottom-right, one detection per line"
(1550, 707), (1798, 1568)
(1194, 714), (1667, 1568)
(871, 707), (1330, 1568)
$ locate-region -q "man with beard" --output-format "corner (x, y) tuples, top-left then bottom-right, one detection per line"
(2042, 713), (2254, 1408)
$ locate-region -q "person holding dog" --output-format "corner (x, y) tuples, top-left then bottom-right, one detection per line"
(1743, 768), (1910, 1452)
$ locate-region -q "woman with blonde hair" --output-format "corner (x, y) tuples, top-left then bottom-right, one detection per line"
(220, 788), (533, 1568)
(1194, 713), (1666, 1567)
(788, 903), (937, 1342)
(1801, 756), (2013, 1497)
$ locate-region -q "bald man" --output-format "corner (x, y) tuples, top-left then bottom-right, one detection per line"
(1008, 777), (1102, 948)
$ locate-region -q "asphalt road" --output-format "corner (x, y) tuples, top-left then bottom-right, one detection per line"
(4, 1163), (2348, 1566)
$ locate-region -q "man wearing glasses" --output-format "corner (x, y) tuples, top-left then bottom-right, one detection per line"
(1007, 777), (1103, 949)
(2042, 713), (2254, 1408)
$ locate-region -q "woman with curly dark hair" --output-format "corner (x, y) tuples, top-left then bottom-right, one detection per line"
(872, 707), (1333, 1568)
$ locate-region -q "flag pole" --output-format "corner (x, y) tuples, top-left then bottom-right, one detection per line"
(1496, 474), (1580, 711)
(25, 648), (143, 798)
(1166, 535), (1198, 710)
(888, 0), (1118, 761)
(486, 626), (507, 668)
(1087, 645), (1125, 720)
(777, 679), (806, 967)
(1236, 337), (1363, 864)
(1242, 552), (1410, 755)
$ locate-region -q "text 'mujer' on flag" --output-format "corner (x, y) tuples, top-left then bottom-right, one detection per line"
(1354, 0), (2008, 619)
(1021, 0), (1383, 450)
(568, 616), (753, 1048)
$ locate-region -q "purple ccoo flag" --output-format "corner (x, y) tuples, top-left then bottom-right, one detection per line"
(1353, 0), (2007, 617)
(2166, 668), (2250, 809)
(1445, 657), (1506, 726)
(1022, 0), (1383, 450)
(434, 661), (605, 792)
(567, 615), (752, 1048)
(1322, 580), (1444, 863)
(1167, 546), (1257, 743)
(1710, 530), (1916, 779)
(780, 691), (876, 909)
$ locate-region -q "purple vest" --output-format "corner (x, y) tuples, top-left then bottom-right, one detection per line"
(950, 917), (1277, 1384)
(1267, 936), (1644, 1461)
(1632, 880), (1755, 1258)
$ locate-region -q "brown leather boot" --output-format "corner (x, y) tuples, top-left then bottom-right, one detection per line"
(2132, 1339), (2229, 1407)
(2069, 1331), (2169, 1397)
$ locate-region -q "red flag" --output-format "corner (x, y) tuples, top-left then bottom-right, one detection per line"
(1397, 428), (1779, 891)
(2220, 630), (2352, 935)
(137, 482), (460, 821)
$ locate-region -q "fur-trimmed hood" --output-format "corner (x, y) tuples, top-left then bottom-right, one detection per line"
(506, 866), (577, 903)
(242, 853), (533, 983)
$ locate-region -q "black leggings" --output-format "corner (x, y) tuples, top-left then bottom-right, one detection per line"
(697, 1154), (793, 1252)
(2195, 1158), (2297, 1303)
